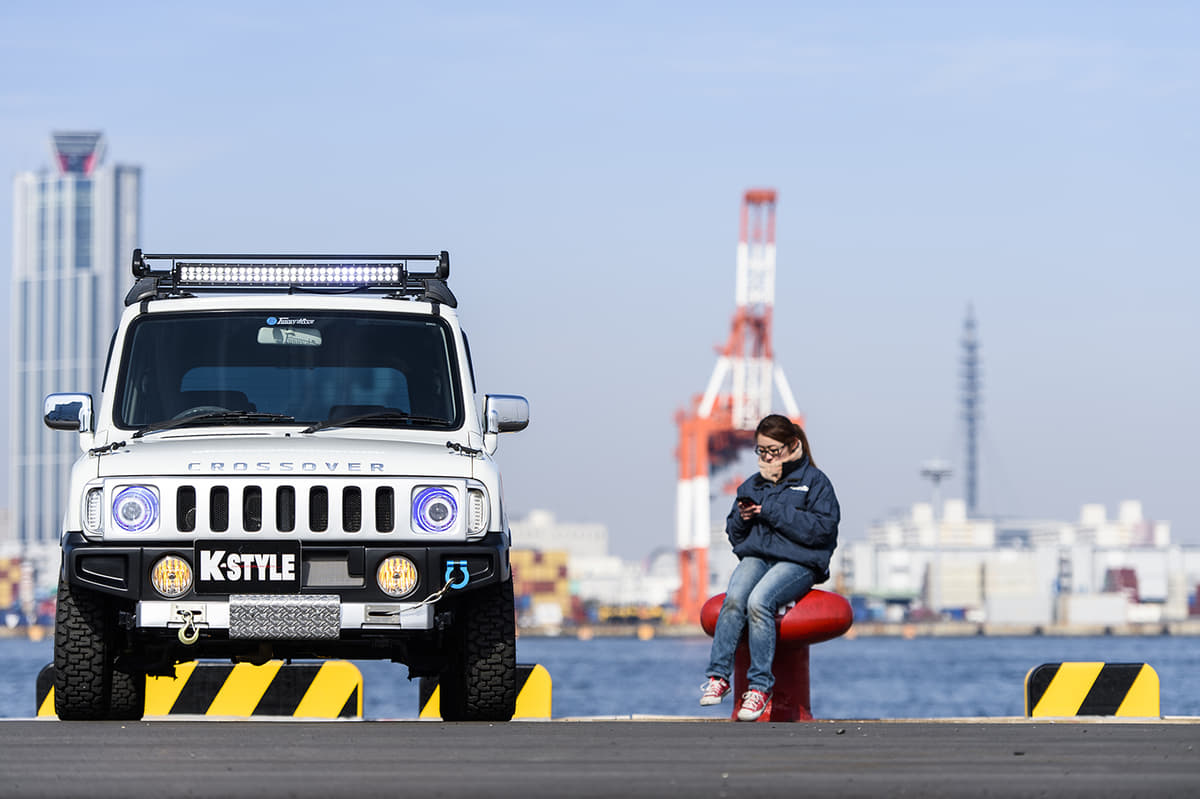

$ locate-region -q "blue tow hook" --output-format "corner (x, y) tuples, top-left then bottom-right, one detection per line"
(444, 559), (470, 589)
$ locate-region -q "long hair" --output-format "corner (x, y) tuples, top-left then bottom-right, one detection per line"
(755, 414), (815, 468)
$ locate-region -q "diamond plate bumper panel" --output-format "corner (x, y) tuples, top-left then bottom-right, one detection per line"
(228, 594), (341, 639)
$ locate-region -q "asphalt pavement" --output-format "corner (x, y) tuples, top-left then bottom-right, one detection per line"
(1, 718), (1197, 798)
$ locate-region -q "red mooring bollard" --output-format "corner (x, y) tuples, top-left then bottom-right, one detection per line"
(701, 589), (854, 722)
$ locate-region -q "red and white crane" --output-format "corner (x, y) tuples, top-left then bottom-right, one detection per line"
(674, 189), (801, 623)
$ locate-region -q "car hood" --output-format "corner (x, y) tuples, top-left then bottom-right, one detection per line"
(93, 431), (476, 479)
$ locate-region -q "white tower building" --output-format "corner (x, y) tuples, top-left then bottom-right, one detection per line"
(9, 133), (141, 564)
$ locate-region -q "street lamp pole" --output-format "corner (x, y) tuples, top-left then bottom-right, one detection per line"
(920, 459), (953, 525)
(919, 459), (953, 616)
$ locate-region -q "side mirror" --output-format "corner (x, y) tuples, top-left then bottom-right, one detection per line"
(484, 394), (529, 434)
(45, 393), (94, 433)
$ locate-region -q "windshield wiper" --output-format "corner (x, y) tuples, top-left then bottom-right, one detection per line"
(301, 410), (448, 434)
(133, 411), (298, 439)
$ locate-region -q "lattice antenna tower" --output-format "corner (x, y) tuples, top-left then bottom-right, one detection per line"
(961, 305), (981, 515)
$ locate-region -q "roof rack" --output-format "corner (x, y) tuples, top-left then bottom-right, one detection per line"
(126, 249), (455, 306)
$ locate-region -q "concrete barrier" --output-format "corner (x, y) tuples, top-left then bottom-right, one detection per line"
(1025, 662), (1160, 717)
(38, 660), (362, 718)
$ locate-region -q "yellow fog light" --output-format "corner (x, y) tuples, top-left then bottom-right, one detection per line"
(151, 555), (193, 598)
(377, 555), (419, 598)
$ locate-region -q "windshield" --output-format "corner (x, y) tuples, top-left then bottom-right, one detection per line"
(114, 310), (462, 431)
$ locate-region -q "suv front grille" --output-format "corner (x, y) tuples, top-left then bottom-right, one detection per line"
(154, 481), (422, 536)
(105, 478), (484, 540)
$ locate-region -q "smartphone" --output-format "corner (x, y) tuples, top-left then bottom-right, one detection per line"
(736, 496), (755, 507)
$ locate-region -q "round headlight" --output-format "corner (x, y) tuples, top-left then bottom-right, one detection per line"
(113, 486), (159, 533)
(151, 555), (192, 598)
(412, 487), (457, 533)
(377, 555), (419, 598)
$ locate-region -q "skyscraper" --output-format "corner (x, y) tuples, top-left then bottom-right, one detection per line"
(9, 132), (141, 565)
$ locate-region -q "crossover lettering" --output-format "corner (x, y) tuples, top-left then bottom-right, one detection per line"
(188, 462), (385, 472)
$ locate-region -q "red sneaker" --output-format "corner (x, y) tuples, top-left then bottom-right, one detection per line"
(737, 689), (771, 721)
(699, 676), (731, 706)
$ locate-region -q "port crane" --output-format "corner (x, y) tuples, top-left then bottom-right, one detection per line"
(674, 189), (802, 622)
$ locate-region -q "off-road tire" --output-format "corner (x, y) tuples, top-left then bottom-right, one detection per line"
(107, 662), (147, 721)
(54, 579), (144, 721)
(439, 578), (517, 721)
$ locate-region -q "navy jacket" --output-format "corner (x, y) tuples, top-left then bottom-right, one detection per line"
(725, 455), (840, 582)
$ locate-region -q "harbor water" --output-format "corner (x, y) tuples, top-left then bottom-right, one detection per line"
(3, 633), (1197, 719)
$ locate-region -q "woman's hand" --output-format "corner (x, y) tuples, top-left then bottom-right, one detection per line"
(737, 499), (761, 521)
(758, 457), (782, 483)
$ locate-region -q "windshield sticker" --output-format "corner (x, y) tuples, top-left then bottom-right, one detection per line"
(266, 316), (316, 326)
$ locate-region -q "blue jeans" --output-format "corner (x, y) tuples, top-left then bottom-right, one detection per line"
(705, 556), (817, 693)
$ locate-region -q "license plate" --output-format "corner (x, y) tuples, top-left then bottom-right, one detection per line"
(194, 541), (302, 594)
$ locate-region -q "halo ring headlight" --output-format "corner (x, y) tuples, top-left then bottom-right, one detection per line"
(412, 487), (458, 533)
(113, 486), (159, 533)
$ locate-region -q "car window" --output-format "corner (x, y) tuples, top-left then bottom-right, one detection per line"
(115, 311), (460, 429)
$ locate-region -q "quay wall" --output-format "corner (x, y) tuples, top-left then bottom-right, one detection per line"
(518, 618), (1200, 639)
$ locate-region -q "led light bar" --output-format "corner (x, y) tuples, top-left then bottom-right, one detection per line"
(132, 250), (450, 281)
(176, 263), (406, 287)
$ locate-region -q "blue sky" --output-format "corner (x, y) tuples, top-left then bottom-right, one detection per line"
(2, 2), (1197, 559)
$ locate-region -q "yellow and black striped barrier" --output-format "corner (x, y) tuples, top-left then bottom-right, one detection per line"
(1025, 662), (1160, 718)
(419, 664), (552, 719)
(38, 660), (362, 718)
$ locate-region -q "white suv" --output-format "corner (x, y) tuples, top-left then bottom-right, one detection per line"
(45, 250), (528, 721)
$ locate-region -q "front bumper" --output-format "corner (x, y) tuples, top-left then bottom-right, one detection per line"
(62, 532), (510, 635)
(137, 594), (434, 634)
